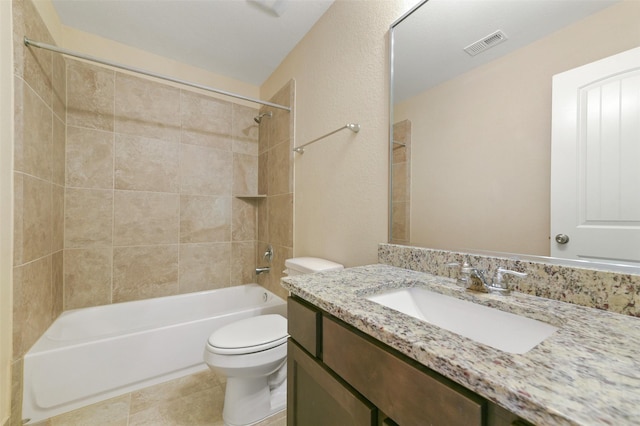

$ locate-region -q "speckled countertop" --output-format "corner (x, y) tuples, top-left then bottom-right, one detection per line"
(281, 264), (640, 426)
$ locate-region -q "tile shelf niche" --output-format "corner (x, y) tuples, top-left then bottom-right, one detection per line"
(234, 194), (267, 199)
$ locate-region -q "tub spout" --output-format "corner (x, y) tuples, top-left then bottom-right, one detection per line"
(256, 266), (270, 275)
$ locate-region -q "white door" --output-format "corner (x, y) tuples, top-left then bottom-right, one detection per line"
(551, 46), (640, 265)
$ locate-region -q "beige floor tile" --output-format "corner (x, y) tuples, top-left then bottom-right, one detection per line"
(49, 394), (130, 426)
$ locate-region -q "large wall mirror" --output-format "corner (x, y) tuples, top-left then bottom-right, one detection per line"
(389, 0), (640, 267)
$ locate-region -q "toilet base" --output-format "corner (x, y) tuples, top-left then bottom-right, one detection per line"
(222, 375), (287, 426)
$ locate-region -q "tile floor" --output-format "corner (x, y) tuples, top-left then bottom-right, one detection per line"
(30, 369), (287, 426)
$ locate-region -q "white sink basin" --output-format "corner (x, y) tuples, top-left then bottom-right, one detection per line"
(366, 287), (558, 354)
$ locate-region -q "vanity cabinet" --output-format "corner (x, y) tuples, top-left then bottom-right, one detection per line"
(287, 296), (533, 426)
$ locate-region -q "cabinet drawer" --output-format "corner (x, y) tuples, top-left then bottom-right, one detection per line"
(287, 297), (321, 356)
(322, 316), (485, 426)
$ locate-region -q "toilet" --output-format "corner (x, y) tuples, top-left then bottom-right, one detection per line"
(204, 257), (343, 426)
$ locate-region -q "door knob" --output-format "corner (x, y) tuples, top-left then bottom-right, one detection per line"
(555, 234), (570, 244)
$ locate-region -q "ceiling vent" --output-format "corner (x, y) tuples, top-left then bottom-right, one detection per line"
(463, 30), (508, 56)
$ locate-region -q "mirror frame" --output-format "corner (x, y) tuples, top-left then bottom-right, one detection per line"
(387, 0), (640, 274)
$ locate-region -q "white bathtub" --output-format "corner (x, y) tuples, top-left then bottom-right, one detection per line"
(22, 284), (287, 424)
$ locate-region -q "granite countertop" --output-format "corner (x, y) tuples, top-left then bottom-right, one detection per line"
(281, 264), (640, 426)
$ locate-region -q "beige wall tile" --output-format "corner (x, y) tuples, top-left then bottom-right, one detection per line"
(115, 73), (180, 142)
(114, 191), (179, 246)
(180, 144), (233, 196)
(66, 126), (114, 189)
(52, 250), (63, 319)
(391, 201), (409, 244)
(66, 59), (115, 131)
(392, 119), (410, 164)
(268, 193), (293, 248)
(180, 195), (231, 243)
(232, 104), (259, 155)
(257, 243), (291, 301)
(392, 161), (407, 202)
(267, 140), (291, 196)
(268, 85), (292, 148)
(257, 108), (272, 155)
(52, 116), (66, 186)
(113, 245), (179, 302)
(11, 0), (25, 77)
(269, 107), (291, 149)
(179, 243), (231, 293)
(52, 52), (66, 123)
(52, 184), (64, 252)
(64, 248), (112, 309)
(257, 197), (268, 244)
(13, 172), (24, 266)
(115, 134), (179, 193)
(10, 358), (24, 424)
(13, 255), (53, 358)
(231, 197), (256, 242)
(22, 175), (52, 263)
(232, 152), (258, 195)
(18, 0), (53, 107)
(13, 76), (24, 175)
(258, 152), (268, 196)
(65, 188), (113, 249)
(232, 242), (256, 285)
(181, 90), (232, 151)
(17, 80), (52, 180)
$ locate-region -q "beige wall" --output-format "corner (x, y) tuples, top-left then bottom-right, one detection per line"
(395, 0), (640, 256)
(1, 1), (14, 424)
(262, 0), (412, 267)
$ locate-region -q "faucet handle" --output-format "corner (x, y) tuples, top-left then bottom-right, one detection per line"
(493, 267), (527, 288)
(263, 244), (274, 263)
(446, 260), (473, 287)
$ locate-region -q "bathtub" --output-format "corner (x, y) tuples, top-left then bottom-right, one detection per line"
(22, 284), (287, 424)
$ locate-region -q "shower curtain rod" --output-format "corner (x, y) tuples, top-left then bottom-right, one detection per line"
(293, 123), (360, 154)
(23, 37), (291, 112)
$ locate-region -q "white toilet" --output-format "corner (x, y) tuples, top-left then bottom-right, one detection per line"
(204, 257), (343, 426)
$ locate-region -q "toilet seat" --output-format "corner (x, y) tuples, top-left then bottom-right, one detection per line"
(207, 314), (288, 355)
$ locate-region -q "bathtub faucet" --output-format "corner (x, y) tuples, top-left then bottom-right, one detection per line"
(255, 267), (270, 275)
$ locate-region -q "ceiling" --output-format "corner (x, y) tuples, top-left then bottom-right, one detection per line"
(393, 0), (620, 102)
(51, 0), (335, 86)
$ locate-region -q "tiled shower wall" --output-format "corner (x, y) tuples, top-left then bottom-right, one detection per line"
(63, 58), (261, 309)
(256, 83), (294, 301)
(391, 120), (411, 245)
(12, 0), (66, 423)
(10, 1), (295, 422)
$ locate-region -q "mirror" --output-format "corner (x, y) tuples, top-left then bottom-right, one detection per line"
(389, 0), (640, 266)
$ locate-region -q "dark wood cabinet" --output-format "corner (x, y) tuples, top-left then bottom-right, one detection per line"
(287, 340), (376, 426)
(287, 296), (533, 426)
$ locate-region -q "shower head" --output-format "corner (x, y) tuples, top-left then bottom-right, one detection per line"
(254, 111), (272, 124)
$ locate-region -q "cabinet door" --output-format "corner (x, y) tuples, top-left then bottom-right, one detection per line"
(323, 316), (485, 426)
(287, 340), (376, 426)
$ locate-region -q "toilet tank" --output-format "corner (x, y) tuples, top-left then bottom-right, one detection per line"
(284, 257), (344, 276)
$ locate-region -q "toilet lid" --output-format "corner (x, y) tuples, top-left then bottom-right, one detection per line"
(207, 314), (288, 355)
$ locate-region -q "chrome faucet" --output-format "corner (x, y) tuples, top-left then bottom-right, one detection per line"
(256, 245), (274, 275)
(452, 264), (527, 295)
(255, 267), (270, 275)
